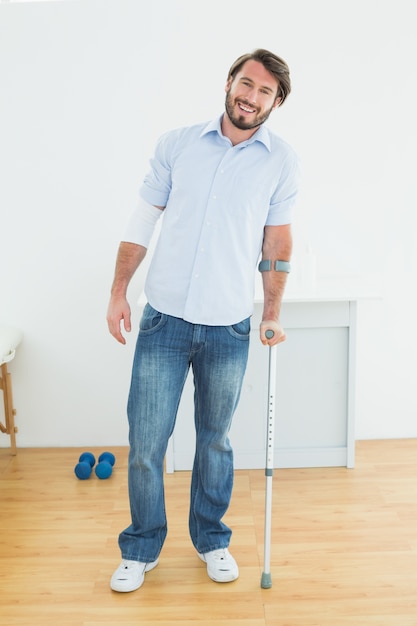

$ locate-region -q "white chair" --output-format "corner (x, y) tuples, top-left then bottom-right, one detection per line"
(0, 325), (23, 454)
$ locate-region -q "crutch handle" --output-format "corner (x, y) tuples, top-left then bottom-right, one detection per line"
(265, 329), (275, 339)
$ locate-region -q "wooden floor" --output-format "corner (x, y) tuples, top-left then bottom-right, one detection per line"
(1, 440), (417, 626)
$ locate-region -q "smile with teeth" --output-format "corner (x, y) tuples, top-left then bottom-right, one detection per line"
(238, 102), (256, 114)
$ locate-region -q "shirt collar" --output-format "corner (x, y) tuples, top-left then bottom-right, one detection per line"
(201, 114), (272, 152)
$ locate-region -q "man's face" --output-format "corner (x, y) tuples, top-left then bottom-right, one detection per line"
(225, 60), (282, 131)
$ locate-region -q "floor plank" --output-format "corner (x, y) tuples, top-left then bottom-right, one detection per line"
(1, 440), (417, 625)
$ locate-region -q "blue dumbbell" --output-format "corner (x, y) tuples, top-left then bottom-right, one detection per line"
(74, 452), (96, 480)
(95, 451), (116, 479)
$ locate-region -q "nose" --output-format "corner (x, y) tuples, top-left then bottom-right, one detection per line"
(246, 87), (257, 104)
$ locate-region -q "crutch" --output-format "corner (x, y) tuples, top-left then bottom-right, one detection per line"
(261, 329), (277, 589)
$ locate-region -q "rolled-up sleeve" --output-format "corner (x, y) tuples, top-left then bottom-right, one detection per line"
(266, 151), (301, 226)
(140, 131), (176, 207)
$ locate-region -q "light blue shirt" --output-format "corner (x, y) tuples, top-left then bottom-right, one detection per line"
(140, 115), (300, 326)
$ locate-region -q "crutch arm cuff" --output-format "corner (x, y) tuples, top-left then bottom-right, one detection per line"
(258, 259), (291, 273)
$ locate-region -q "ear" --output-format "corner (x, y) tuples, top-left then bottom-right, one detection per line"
(225, 77), (233, 93)
(272, 96), (282, 110)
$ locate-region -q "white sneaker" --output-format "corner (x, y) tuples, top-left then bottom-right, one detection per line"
(198, 548), (239, 582)
(110, 558), (159, 592)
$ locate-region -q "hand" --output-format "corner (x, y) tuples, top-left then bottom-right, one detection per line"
(260, 320), (286, 346)
(106, 295), (131, 345)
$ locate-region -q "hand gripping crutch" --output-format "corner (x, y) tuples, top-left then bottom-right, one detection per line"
(261, 329), (277, 589)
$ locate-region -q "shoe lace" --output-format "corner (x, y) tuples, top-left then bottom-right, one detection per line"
(211, 549), (230, 564)
(120, 559), (137, 571)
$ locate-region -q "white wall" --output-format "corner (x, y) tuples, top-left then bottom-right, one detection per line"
(0, 0), (416, 448)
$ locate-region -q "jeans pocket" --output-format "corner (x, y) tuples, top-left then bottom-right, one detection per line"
(225, 316), (251, 340)
(139, 303), (167, 335)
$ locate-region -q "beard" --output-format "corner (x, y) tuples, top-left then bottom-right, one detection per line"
(225, 90), (274, 131)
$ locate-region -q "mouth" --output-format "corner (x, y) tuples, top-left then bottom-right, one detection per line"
(237, 101), (257, 114)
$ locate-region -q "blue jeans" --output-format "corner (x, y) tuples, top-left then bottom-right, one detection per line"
(118, 304), (250, 562)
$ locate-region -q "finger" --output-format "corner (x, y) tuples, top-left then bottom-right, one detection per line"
(107, 316), (126, 345)
(276, 330), (286, 344)
(123, 312), (132, 334)
(114, 328), (126, 345)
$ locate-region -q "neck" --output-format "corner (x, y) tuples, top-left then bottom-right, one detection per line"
(221, 112), (260, 146)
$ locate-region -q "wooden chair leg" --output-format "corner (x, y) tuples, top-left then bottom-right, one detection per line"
(0, 362), (18, 455)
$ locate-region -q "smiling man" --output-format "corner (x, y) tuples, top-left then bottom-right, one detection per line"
(107, 48), (300, 593)
(224, 57), (283, 132)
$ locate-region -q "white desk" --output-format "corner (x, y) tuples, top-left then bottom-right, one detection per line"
(166, 289), (362, 472)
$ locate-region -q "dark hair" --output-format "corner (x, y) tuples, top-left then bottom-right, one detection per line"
(227, 48), (291, 105)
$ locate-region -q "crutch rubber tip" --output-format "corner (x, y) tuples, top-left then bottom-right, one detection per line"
(261, 572), (272, 589)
